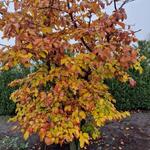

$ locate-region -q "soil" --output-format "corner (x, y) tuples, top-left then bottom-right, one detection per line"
(88, 111), (150, 150)
(0, 111), (150, 150)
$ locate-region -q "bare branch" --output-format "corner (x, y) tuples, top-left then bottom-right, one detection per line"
(133, 29), (142, 34)
(114, 0), (117, 11)
(104, 0), (113, 5)
(88, 11), (92, 27)
(119, 0), (135, 9)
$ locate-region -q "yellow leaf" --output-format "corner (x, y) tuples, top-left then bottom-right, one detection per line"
(39, 51), (47, 58)
(79, 111), (86, 119)
(3, 65), (9, 71)
(35, 0), (39, 5)
(26, 43), (33, 49)
(122, 74), (129, 82)
(133, 61), (143, 74)
(92, 130), (100, 140)
(61, 57), (71, 65)
(27, 53), (33, 58)
(79, 132), (89, 148)
(42, 27), (51, 34)
(64, 105), (71, 112)
(24, 131), (29, 140)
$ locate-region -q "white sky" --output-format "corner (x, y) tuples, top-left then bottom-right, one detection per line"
(105, 0), (150, 40)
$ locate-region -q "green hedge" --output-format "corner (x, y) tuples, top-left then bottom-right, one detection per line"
(107, 41), (150, 110)
(0, 67), (29, 115)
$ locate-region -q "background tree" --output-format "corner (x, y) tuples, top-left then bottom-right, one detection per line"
(0, 0), (143, 149)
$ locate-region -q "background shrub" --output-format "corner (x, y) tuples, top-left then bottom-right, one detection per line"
(0, 67), (29, 115)
(107, 40), (150, 110)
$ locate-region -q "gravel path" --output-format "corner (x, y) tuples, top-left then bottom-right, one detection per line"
(0, 111), (150, 150)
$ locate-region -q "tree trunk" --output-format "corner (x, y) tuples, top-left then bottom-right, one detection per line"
(69, 140), (80, 150)
(41, 140), (80, 150)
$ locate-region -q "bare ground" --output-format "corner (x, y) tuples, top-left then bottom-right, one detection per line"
(88, 111), (150, 150)
(0, 111), (150, 150)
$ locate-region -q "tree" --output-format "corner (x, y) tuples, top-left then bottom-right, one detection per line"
(0, 0), (143, 149)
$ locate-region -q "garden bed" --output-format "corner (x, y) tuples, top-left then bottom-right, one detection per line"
(0, 111), (150, 150)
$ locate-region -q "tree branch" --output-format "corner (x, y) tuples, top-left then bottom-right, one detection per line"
(119, 0), (135, 9)
(67, 1), (92, 52)
(133, 29), (142, 34)
(105, 0), (113, 6)
(114, 0), (117, 11)
(88, 11), (92, 27)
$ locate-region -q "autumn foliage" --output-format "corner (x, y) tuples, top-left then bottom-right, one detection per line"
(0, 0), (144, 148)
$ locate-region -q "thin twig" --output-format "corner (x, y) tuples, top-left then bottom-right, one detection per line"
(119, 0), (133, 9)
(133, 29), (142, 34)
(105, 0), (113, 6)
(120, 0), (127, 9)
(88, 11), (92, 27)
(114, 0), (117, 11)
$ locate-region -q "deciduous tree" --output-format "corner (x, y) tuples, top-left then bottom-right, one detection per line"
(0, 0), (143, 149)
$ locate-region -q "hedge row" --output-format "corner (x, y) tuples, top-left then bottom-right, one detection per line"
(107, 69), (150, 110)
(107, 41), (150, 110)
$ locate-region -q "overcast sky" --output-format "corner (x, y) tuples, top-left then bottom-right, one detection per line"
(123, 0), (150, 40)
(0, 0), (150, 47)
(105, 0), (150, 40)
